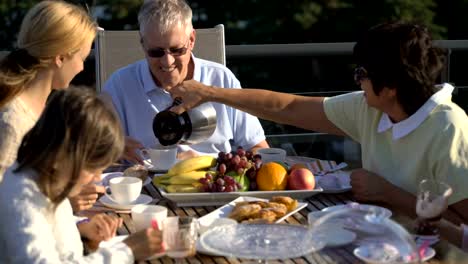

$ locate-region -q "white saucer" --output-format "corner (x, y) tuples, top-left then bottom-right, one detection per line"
(353, 243), (399, 263)
(99, 172), (151, 186)
(99, 194), (152, 210)
(100, 235), (165, 259)
(417, 246), (436, 262)
(354, 244), (436, 263)
(316, 171), (352, 193)
(322, 203), (392, 219)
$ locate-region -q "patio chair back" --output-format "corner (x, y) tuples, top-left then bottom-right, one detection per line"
(95, 24), (225, 92)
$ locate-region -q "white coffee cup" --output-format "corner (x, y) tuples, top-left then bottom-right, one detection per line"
(142, 147), (177, 170)
(257, 148), (287, 164)
(105, 176), (142, 204)
(131, 204), (168, 231)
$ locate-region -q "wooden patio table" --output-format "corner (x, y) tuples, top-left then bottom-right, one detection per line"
(90, 167), (468, 264)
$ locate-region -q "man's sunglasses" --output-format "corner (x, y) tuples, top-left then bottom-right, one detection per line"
(354, 66), (369, 85)
(145, 40), (189, 58)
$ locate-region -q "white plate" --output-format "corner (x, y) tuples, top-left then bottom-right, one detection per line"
(354, 244), (435, 263)
(415, 247), (436, 262)
(157, 186), (322, 206)
(99, 235), (165, 259)
(99, 194), (152, 210)
(322, 203), (392, 219)
(316, 171), (352, 193)
(99, 172), (151, 186)
(353, 243), (400, 263)
(198, 196), (307, 226)
(285, 156), (317, 166)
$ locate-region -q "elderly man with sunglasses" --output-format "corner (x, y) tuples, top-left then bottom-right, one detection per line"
(102, 0), (268, 163)
(169, 22), (468, 230)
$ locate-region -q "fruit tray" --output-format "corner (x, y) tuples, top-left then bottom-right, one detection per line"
(157, 186), (323, 207)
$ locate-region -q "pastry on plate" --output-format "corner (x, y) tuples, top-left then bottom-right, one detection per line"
(229, 204), (262, 222)
(264, 202), (287, 218)
(271, 196), (298, 212)
(250, 209), (277, 223)
(235, 200), (269, 208)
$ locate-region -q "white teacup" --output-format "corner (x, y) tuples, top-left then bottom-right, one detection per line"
(142, 147), (177, 170)
(131, 204), (168, 231)
(105, 176), (142, 204)
(257, 148), (287, 164)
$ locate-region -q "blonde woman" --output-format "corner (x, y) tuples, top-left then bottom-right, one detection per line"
(0, 0), (101, 211)
(0, 88), (163, 263)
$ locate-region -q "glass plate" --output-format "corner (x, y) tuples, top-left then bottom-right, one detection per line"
(199, 224), (320, 260)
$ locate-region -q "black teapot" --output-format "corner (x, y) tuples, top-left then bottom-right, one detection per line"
(152, 99), (217, 146)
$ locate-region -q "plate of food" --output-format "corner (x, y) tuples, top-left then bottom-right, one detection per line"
(198, 196), (306, 226)
(157, 187), (322, 206)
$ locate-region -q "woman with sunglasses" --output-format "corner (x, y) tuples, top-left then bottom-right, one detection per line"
(169, 22), (468, 227)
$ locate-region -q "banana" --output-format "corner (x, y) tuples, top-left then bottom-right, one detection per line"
(165, 184), (200, 193)
(154, 171), (207, 185)
(167, 156), (216, 175)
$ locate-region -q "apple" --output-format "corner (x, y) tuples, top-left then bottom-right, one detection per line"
(289, 163), (307, 172)
(288, 168), (315, 190)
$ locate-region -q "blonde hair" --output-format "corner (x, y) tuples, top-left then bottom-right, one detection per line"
(138, 0), (193, 36)
(16, 88), (124, 207)
(0, 0), (97, 109)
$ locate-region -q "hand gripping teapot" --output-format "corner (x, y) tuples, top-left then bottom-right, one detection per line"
(152, 99), (217, 146)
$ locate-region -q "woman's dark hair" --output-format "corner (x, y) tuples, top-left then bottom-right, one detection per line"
(15, 88), (124, 208)
(353, 21), (446, 116)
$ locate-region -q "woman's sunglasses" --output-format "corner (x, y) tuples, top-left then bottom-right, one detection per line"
(354, 66), (369, 85)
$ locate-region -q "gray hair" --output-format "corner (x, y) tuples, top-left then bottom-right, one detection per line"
(138, 0), (193, 36)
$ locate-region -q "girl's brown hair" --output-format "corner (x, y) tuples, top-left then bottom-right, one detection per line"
(15, 88), (124, 207)
(0, 0), (97, 109)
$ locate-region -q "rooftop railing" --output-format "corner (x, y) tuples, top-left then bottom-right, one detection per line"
(1, 40), (467, 164)
(222, 40), (468, 164)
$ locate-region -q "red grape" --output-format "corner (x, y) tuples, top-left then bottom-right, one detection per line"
(218, 163), (227, 174)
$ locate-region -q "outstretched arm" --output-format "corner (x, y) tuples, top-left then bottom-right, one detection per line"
(170, 80), (345, 136)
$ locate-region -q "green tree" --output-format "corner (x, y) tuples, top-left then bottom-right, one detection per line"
(0, 0), (35, 49)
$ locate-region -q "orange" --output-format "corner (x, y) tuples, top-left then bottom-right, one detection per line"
(256, 162), (288, 191)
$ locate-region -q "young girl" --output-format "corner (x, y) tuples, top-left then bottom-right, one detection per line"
(0, 88), (163, 262)
(0, 0), (101, 212)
